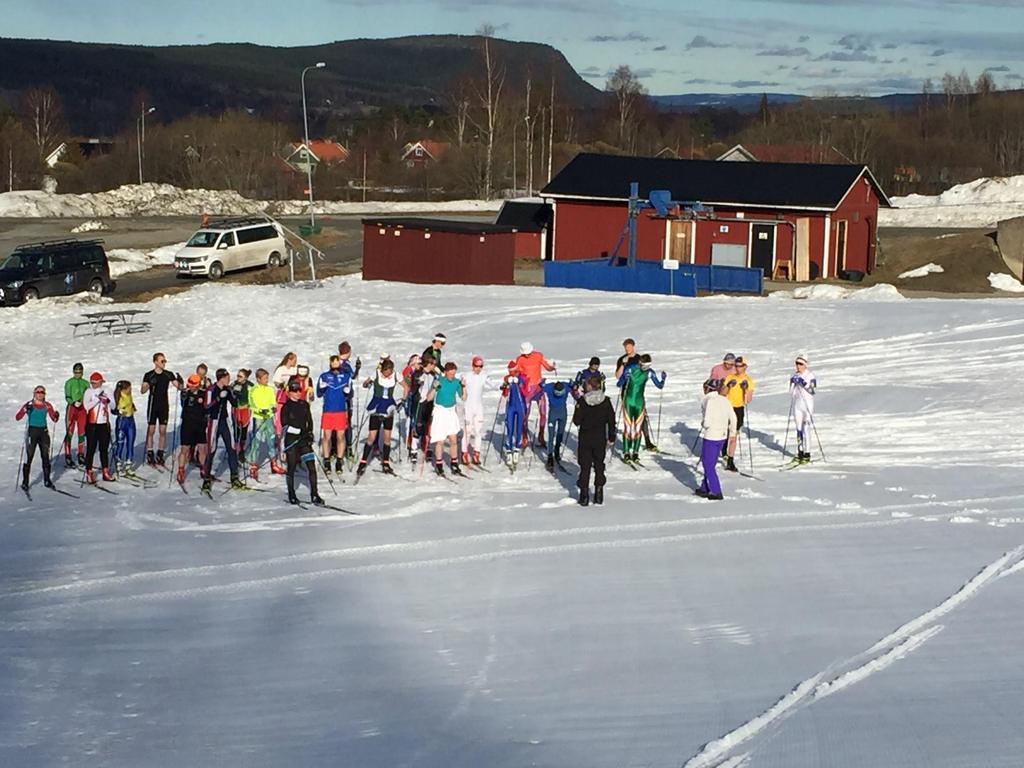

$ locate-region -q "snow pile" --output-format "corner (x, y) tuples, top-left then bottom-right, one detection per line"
(0, 183), (503, 218)
(107, 241), (186, 278)
(69, 219), (109, 233)
(880, 175), (1024, 228)
(988, 272), (1024, 292)
(898, 263), (944, 279)
(770, 283), (904, 301)
(13, 292), (113, 310)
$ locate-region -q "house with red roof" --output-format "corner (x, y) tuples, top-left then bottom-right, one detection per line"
(401, 140), (449, 167)
(282, 140), (350, 173)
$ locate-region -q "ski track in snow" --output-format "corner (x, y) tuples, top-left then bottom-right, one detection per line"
(680, 546), (1024, 768)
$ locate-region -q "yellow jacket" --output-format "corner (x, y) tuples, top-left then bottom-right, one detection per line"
(116, 390), (136, 417)
(723, 373), (755, 408)
(250, 383), (278, 419)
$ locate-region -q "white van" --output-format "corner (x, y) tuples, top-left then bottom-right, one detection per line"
(175, 217), (288, 280)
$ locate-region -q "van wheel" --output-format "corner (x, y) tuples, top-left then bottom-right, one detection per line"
(22, 287), (40, 301)
(88, 278), (104, 295)
(208, 262), (224, 280)
(268, 251), (283, 268)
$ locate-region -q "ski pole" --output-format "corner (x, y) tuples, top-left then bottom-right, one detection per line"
(482, 398), (502, 466)
(808, 412), (827, 462)
(656, 387), (663, 445)
(781, 398), (794, 459)
(15, 421), (29, 490)
(313, 453), (339, 496)
(690, 427), (704, 455)
(745, 407), (754, 475)
(167, 393), (181, 488)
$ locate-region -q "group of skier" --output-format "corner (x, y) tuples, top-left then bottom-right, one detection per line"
(15, 333), (818, 507)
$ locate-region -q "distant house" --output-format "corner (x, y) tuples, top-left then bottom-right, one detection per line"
(402, 140), (449, 167)
(44, 138), (116, 168)
(655, 146), (681, 160)
(717, 143), (848, 164)
(44, 143), (67, 168)
(283, 140), (350, 173)
(892, 166), (921, 185)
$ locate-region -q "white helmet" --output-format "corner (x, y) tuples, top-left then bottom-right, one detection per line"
(520, 341), (533, 355)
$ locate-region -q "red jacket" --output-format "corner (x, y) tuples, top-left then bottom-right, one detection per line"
(515, 351), (555, 387)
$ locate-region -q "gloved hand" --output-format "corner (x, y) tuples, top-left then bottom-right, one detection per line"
(24, 401), (33, 412)
(355, 357), (362, 373)
(740, 380), (749, 391)
(791, 375), (805, 387)
(386, 404), (397, 417)
(661, 371), (667, 380)
(343, 384), (352, 395)
(175, 373), (183, 384)
(99, 395), (109, 404)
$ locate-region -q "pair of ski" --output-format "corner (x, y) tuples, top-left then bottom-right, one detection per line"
(19, 483), (79, 500)
(778, 457), (815, 471)
(620, 456), (646, 471)
(285, 497), (359, 515)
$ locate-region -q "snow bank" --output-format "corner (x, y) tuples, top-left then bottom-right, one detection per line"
(107, 241), (186, 278)
(70, 219), (109, 233)
(770, 283), (904, 301)
(880, 175), (1024, 228)
(0, 182), (502, 219)
(898, 263), (944, 279)
(988, 272), (1024, 292)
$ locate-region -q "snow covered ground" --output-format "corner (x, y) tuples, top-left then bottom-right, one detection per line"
(881, 174), (1024, 228)
(106, 242), (186, 278)
(2, 279), (1023, 767)
(0, 183), (502, 218)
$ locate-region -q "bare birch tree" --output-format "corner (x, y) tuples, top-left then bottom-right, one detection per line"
(467, 25), (505, 199)
(22, 86), (65, 159)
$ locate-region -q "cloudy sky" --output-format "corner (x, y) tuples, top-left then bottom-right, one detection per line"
(3, 0), (1022, 95)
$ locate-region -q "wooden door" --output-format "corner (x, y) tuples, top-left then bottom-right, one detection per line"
(669, 220), (690, 262)
(796, 218), (811, 281)
(835, 220), (848, 276)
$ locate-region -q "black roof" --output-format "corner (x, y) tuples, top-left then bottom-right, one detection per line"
(494, 201), (552, 232)
(362, 217), (518, 235)
(541, 152), (891, 210)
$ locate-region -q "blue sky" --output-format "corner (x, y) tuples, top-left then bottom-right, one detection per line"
(2, 0), (1022, 95)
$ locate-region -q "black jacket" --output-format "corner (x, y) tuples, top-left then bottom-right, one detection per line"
(207, 384), (237, 422)
(280, 398), (314, 451)
(572, 393), (616, 446)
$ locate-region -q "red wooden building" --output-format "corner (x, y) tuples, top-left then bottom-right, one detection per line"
(541, 153), (890, 280)
(362, 218), (516, 285)
(494, 200), (552, 260)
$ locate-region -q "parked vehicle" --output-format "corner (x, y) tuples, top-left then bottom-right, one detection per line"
(0, 238), (116, 306)
(175, 217), (287, 279)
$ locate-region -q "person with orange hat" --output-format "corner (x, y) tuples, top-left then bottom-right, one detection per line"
(175, 373), (209, 488)
(82, 371), (114, 483)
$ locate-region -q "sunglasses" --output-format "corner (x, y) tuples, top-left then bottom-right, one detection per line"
(473, 364), (483, 368)
(34, 389), (45, 395)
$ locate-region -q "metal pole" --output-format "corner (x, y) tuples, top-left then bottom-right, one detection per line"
(301, 67), (316, 230)
(136, 112), (143, 185)
(308, 244), (316, 281)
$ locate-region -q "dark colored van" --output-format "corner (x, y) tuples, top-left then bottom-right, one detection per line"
(0, 239), (116, 306)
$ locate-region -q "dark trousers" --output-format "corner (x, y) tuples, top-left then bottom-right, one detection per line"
(24, 426), (52, 482)
(205, 417), (239, 478)
(576, 440), (607, 491)
(85, 423), (111, 470)
(286, 445), (319, 499)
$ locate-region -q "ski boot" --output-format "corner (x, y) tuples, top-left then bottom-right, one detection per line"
(381, 462), (395, 476)
(230, 476), (245, 490)
(20, 466), (29, 492)
(146, 450), (157, 467)
(578, 489), (590, 507)
(725, 457), (738, 473)
(409, 448), (419, 465)
(345, 446), (355, 462)
(451, 463), (465, 477)
(545, 454), (555, 473)
(77, 453), (86, 468)
(594, 487), (604, 505)
(311, 494), (325, 507)
(707, 493), (724, 501)
(201, 477), (213, 495)
(101, 468), (115, 482)
(434, 463), (445, 477)
(176, 464), (186, 484)
(645, 442), (659, 452)
(287, 491), (300, 505)
(537, 435), (546, 449)
(270, 458), (286, 475)
(798, 450), (811, 465)
(356, 461), (368, 478)
(322, 457), (333, 476)
(85, 468), (96, 484)
(335, 457), (344, 474)
(461, 451), (470, 466)
(472, 451), (481, 466)
(43, 478), (55, 490)
(156, 450), (166, 467)
(249, 462), (259, 480)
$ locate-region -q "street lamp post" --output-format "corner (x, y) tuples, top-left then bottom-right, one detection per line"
(137, 104), (156, 185)
(301, 62), (327, 230)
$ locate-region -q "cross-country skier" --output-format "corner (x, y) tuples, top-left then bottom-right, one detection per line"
(317, 355), (352, 475)
(790, 355), (817, 464)
(722, 356), (755, 472)
(337, 342), (361, 460)
(572, 376), (616, 507)
(542, 380), (572, 471)
(272, 352), (298, 459)
(111, 379), (138, 476)
(62, 362), (88, 468)
(515, 341), (556, 448)
(422, 333), (446, 370)
(15, 385), (59, 491)
(202, 368), (243, 493)
(572, 357), (605, 399)
(410, 353), (439, 464)
(697, 379), (737, 500)
(460, 355), (493, 466)
(82, 371), (113, 484)
(426, 361), (466, 476)
(231, 368), (253, 461)
(280, 376), (324, 506)
(401, 354), (422, 457)
(709, 353), (736, 382)
(176, 374), (209, 487)
(616, 354), (667, 464)
(356, 357), (403, 477)
(246, 368), (283, 479)
(501, 360), (528, 469)
(141, 352), (182, 467)
(614, 339), (658, 451)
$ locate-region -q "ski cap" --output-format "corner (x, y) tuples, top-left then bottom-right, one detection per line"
(589, 356), (600, 367)
(433, 333), (447, 344)
(287, 376), (303, 392)
(734, 356), (746, 367)
(186, 374), (201, 387)
(704, 377), (723, 393)
(73, 362), (84, 373)
(520, 342), (533, 355)
(89, 371), (104, 383)
(507, 359), (517, 370)
(723, 352), (736, 362)
(472, 355), (484, 367)
(795, 355), (808, 365)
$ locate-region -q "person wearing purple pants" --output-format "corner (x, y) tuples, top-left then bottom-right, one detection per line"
(696, 378), (737, 500)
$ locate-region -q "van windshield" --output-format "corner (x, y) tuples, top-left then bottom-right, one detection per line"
(186, 231), (220, 248)
(0, 253), (26, 270)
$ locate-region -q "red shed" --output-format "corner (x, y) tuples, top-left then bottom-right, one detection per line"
(541, 153), (890, 280)
(362, 218), (516, 285)
(494, 200), (552, 260)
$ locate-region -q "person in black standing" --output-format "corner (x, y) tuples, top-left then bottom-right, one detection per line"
(141, 352), (182, 467)
(571, 376), (616, 507)
(280, 376), (324, 506)
(422, 333), (446, 370)
(203, 368), (242, 493)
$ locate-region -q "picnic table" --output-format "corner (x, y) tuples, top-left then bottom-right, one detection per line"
(70, 309), (152, 338)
